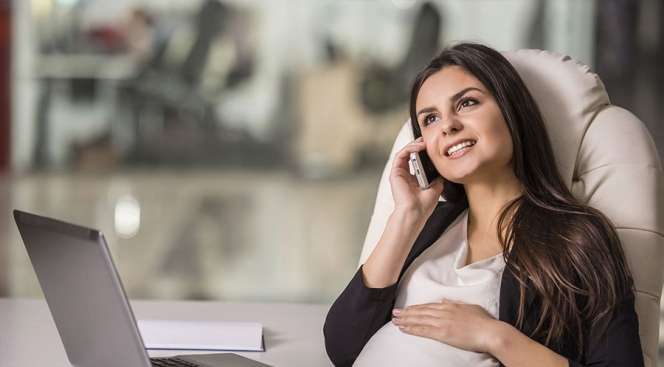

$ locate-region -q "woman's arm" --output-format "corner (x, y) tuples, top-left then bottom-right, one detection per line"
(323, 208), (431, 366)
(393, 300), (568, 366)
(394, 293), (644, 367)
(361, 208), (427, 287)
(324, 199), (468, 366)
(324, 138), (444, 366)
(392, 300), (569, 367)
(489, 321), (569, 367)
(362, 137), (444, 287)
(491, 290), (643, 367)
(570, 293), (644, 367)
(323, 264), (398, 367)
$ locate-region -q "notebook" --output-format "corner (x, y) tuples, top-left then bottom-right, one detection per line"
(138, 320), (264, 351)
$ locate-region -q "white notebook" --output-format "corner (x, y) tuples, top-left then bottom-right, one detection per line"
(137, 319), (264, 352)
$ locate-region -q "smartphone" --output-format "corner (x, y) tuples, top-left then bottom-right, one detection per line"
(409, 149), (441, 190)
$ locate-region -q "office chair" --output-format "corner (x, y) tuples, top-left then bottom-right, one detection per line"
(358, 49), (664, 366)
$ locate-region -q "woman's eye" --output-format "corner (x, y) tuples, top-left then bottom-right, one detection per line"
(423, 114), (439, 126)
(458, 98), (478, 110)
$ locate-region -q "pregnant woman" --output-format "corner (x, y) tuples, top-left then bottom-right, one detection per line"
(323, 43), (644, 367)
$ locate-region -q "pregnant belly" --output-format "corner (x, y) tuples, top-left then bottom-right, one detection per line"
(353, 322), (499, 367)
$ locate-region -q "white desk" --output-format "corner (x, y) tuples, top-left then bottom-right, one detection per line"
(0, 298), (334, 367)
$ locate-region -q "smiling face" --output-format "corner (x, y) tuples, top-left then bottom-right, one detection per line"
(415, 65), (515, 184)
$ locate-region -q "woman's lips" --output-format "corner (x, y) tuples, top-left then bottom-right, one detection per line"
(446, 145), (473, 159)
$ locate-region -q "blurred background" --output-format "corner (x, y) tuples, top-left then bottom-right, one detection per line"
(0, 0), (662, 347)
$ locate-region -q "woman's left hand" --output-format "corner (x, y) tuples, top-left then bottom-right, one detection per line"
(392, 299), (503, 353)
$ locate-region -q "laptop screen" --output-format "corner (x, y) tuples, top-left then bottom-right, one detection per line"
(14, 210), (151, 367)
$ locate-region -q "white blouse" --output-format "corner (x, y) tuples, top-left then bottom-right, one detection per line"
(354, 209), (506, 367)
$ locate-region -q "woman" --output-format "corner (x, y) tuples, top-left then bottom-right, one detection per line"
(323, 43), (643, 367)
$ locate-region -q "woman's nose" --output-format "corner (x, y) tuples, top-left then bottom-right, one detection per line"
(441, 118), (463, 136)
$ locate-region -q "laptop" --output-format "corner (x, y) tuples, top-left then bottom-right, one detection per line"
(13, 209), (271, 367)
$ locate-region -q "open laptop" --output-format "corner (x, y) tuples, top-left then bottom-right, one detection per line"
(13, 209), (270, 367)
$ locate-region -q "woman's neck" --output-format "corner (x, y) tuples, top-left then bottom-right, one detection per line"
(465, 170), (523, 248)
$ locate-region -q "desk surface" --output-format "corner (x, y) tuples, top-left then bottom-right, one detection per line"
(0, 298), (333, 367)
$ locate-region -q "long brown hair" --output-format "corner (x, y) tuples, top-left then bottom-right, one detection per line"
(409, 43), (635, 351)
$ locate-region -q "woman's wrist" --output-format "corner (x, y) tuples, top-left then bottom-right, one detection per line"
(485, 320), (514, 356)
(391, 206), (428, 229)
(485, 320), (569, 367)
(362, 207), (426, 288)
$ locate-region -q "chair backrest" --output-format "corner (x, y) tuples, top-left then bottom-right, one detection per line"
(358, 49), (664, 367)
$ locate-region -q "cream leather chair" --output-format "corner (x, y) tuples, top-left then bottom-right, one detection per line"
(358, 49), (664, 366)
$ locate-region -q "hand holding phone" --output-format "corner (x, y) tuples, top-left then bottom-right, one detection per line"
(409, 150), (441, 190)
(389, 138), (444, 219)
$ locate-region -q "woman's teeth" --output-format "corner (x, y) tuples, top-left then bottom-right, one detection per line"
(446, 140), (476, 156)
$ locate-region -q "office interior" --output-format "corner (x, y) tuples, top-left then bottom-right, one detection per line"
(0, 0), (662, 357)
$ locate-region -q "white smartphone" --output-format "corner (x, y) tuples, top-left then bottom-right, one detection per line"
(409, 150), (441, 190)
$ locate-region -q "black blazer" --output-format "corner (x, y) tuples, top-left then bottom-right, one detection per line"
(323, 199), (644, 367)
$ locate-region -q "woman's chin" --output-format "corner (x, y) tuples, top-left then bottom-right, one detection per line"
(440, 172), (471, 184)
(445, 177), (467, 185)
(439, 164), (482, 184)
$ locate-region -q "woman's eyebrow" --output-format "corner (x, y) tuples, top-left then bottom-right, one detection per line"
(449, 87), (483, 103)
(416, 106), (438, 117)
(416, 87), (484, 117)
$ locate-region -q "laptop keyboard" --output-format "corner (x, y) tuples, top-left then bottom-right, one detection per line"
(151, 357), (201, 367)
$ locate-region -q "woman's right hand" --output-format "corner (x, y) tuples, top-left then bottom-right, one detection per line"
(361, 137), (445, 288)
(389, 137), (444, 221)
